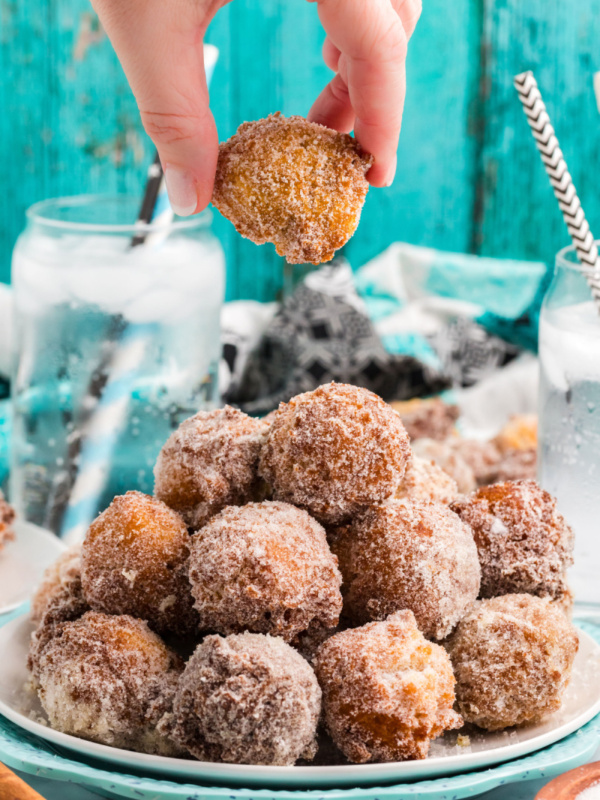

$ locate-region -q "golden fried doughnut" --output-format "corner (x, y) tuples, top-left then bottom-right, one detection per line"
(391, 398), (460, 442)
(412, 438), (477, 494)
(162, 631), (321, 764)
(493, 414), (538, 453)
(31, 545), (83, 627)
(331, 499), (480, 639)
(30, 611), (183, 754)
(81, 491), (197, 636)
(487, 447), (537, 484)
(314, 611), (462, 763)
(452, 438), (503, 486)
(0, 490), (15, 551)
(259, 383), (411, 525)
(154, 406), (269, 529)
(188, 501), (342, 642)
(450, 480), (574, 600)
(395, 454), (458, 504)
(446, 594), (578, 730)
(212, 113), (373, 265)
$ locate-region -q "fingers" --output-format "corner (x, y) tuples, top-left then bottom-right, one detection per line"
(309, 0), (408, 186)
(322, 36), (341, 72)
(91, 0), (221, 214)
(390, 0), (422, 39)
(309, 71), (355, 134)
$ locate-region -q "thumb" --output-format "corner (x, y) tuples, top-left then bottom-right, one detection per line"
(92, 0), (219, 215)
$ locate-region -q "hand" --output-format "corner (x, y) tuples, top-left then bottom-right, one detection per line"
(308, 0), (422, 187)
(91, 0), (421, 216)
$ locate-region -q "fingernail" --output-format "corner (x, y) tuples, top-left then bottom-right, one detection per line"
(164, 165), (198, 216)
(384, 156), (398, 187)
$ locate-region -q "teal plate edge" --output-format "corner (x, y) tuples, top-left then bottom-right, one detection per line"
(0, 619), (599, 800)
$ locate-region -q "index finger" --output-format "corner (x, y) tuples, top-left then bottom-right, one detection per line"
(310, 0), (407, 186)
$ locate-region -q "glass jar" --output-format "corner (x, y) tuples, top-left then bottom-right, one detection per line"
(11, 195), (225, 541)
(538, 243), (600, 606)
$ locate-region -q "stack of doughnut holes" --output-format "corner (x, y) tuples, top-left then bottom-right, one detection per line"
(29, 383), (578, 766)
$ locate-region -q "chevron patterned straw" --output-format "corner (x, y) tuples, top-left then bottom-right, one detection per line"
(514, 70), (600, 311)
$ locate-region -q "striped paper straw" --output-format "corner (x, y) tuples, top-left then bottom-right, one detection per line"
(514, 70), (600, 310)
(61, 45), (219, 543)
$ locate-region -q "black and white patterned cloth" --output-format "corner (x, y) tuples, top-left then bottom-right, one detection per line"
(224, 261), (450, 415)
(428, 317), (520, 388)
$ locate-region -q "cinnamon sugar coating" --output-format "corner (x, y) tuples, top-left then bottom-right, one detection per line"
(446, 594), (578, 730)
(331, 500), (480, 640)
(162, 631), (321, 765)
(212, 113), (373, 265)
(553, 581), (575, 619)
(0, 490), (15, 551)
(395, 454), (459, 504)
(391, 398), (459, 442)
(154, 406), (269, 529)
(314, 611), (462, 763)
(31, 546), (83, 626)
(450, 480), (574, 600)
(413, 436), (536, 489)
(81, 492), (198, 637)
(452, 438), (503, 486)
(493, 414), (538, 453)
(487, 447), (537, 484)
(29, 576), (91, 679)
(189, 501), (342, 641)
(30, 611), (183, 754)
(259, 383), (411, 525)
(412, 438), (477, 494)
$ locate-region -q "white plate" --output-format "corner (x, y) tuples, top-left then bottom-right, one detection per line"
(1, 615), (600, 789)
(0, 521), (66, 615)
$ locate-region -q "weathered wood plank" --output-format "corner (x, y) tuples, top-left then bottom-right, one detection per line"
(346, 0), (480, 269)
(477, 0), (600, 263)
(0, 0), (149, 283)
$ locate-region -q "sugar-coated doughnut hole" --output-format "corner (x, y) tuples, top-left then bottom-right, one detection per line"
(81, 491), (197, 637)
(391, 398), (459, 442)
(314, 610), (462, 763)
(331, 499), (480, 640)
(0, 489), (15, 551)
(395, 454), (458, 504)
(162, 631), (321, 765)
(31, 545), (82, 627)
(493, 414), (537, 453)
(411, 438), (477, 494)
(212, 114), (373, 265)
(32, 611), (183, 754)
(446, 594), (579, 730)
(154, 406), (269, 529)
(259, 383), (411, 525)
(189, 501), (342, 642)
(450, 480), (574, 600)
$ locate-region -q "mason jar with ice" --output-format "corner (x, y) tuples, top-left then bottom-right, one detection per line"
(538, 243), (600, 606)
(11, 195), (225, 539)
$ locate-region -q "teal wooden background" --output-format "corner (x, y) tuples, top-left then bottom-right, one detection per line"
(1, 0), (600, 302)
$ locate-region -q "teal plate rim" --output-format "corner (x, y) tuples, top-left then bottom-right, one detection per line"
(0, 614), (599, 800)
